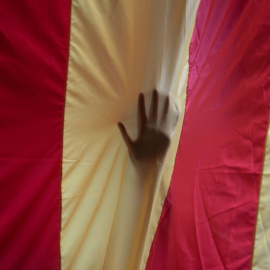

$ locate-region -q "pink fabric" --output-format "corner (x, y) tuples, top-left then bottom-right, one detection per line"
(0, 1), (70, 269)
(146, 1), (270, 269)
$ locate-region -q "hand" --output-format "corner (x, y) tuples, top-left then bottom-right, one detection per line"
(118, 89), (179, 167)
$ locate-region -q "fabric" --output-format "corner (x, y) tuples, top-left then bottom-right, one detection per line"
(253, 120), (270, 269)
(146, 1), (270, 269)
(62, 1), (199, 269)
(1, 1), (270, 270)
(0, 1), (70, 269)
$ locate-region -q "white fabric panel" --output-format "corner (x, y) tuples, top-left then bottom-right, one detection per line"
(62, 1), (200, 269)
(253, 117), (270, 270)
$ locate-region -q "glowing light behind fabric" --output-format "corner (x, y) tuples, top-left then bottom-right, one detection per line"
(62, 1), (199, 269)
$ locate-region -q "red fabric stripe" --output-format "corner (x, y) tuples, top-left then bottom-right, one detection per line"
(0, 1), (70, 269)
(146, 1), (270, 269)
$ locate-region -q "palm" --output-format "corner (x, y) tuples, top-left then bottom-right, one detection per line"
(128, 125), (171, 162)
(118, 90), (177, 166)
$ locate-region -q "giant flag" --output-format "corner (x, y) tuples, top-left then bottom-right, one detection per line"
(0, 0), (269, 270)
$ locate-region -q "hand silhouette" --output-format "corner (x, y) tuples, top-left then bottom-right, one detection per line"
(118, 89), (179, 167)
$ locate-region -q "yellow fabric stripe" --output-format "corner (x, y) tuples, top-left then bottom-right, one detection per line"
(252, 116), (270, 269)
(62, 1), (199, 269)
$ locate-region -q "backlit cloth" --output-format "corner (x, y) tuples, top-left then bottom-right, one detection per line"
(1, 1), (270, 270)
(62, 1), (199, 269)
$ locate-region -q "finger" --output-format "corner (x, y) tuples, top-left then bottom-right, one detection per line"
(138, 93), (147, 133)
(118, 122), (132, 150)
(149, 89), (158, 124)
(161, 96), (169, 122)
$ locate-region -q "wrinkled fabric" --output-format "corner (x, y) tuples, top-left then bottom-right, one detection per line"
(2, 1), (269, 269)
(0, 1), (70, 269)
(253, 120), (270, 269)
(62, 0), (199, 269)
(146, 1), (270, 269)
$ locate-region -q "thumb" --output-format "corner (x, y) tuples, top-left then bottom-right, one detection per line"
(118, 122), (133, 151)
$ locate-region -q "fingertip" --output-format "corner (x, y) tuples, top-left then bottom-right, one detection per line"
(117, 122), (122, 128)
(138, 93), (147, 124)
(153, 88), (158, 97)
(165, 95), (170, 107)
(118, 122), (126, 132)
(118, 121), (126, 135)
(139, 92), (145, 103)
(118, 122), (132, 149)
(117, 122), (124, 131)
(161, 96), (169, 121)
(153, 89), (158, 102)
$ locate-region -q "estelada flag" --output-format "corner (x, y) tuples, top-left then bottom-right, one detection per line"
(0, 0), (269, 269)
